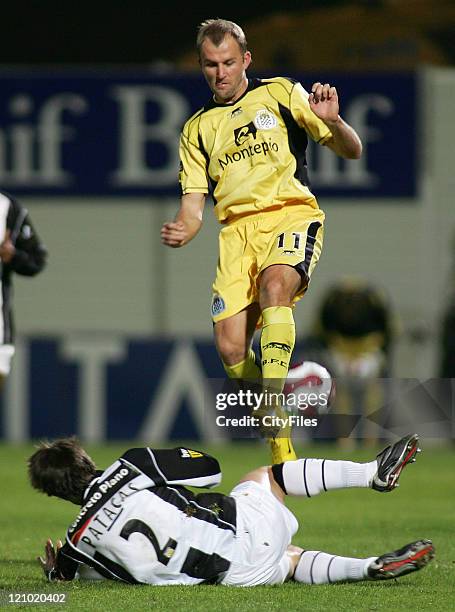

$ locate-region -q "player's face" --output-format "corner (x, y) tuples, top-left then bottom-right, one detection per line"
(199, 35), (251, 104)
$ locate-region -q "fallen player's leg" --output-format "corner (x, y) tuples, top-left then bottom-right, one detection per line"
(288, 539), (435, 584)
(271, 434), (420, 497)
(371, 433), (420, 492)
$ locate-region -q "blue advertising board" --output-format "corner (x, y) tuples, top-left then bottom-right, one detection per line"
(1, 335), (451, 443)
(0, 70), (417, 198)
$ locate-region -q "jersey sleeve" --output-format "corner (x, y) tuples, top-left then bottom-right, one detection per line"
(9, 213), (48, 276)
(121, 447), (222, 488)
(5, 195), (47, 276)
(290, 82), (333, 145)
(179, 115), (210, 195)
(52, 543), (80, 581)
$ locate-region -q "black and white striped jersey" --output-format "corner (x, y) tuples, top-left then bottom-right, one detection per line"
(56, 447), (238, 585)
(0, 190), (47, 345)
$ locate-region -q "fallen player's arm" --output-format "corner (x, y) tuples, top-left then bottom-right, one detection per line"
(38, 539), (78, 582)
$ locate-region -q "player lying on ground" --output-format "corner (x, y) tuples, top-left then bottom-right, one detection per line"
(28, 433), (434, 586)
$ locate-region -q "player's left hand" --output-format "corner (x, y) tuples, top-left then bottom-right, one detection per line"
(38, 538), (63, 581)
(309, 82), (340, 125)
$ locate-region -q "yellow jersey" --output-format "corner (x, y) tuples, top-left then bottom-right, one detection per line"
(179, 77), (333, 224)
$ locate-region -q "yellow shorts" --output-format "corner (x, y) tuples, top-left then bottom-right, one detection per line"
(211, 205), (325, 322)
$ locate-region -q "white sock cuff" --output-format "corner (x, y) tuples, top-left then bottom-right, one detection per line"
(363, 556), (378, 579)
(343, 461), (371, 488)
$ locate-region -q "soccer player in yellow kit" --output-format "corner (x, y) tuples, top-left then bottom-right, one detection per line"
(161, 19), (362, 463)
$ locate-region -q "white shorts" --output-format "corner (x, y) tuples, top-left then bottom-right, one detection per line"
(0, 344), (15, 376)
(221, 480), (299, 587)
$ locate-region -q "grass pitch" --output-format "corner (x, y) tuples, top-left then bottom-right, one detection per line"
(0, 440), (453, 611)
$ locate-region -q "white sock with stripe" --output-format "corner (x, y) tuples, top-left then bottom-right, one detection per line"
(280, 458), (377, 497)
(294, 550), (377, 584)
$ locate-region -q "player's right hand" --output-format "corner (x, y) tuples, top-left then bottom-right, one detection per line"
(161, 221), (187, 248)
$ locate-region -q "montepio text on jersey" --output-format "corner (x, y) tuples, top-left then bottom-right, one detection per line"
(218, 138), (279, 171)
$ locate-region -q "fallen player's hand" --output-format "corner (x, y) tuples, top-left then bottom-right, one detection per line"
(38, 538), (64, 581)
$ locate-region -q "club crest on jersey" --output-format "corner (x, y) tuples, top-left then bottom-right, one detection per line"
(211, 294), (226, 316)
(254, 109), (277, 130)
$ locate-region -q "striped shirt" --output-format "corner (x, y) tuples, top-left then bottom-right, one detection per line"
(56, 447), (237, 585)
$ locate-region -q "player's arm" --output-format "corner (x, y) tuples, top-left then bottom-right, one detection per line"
(121, 447), (222, 488)
(38, 539), (79, 582)
(1, 201), (47, 275)
(309, 81), (362, 159)
(161, 192), (206, 248)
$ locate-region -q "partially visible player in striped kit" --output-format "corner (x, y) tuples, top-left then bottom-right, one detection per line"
(29, 434), (433, 586)
(0, 190), (47, 389)
(161, 19), (363, 464)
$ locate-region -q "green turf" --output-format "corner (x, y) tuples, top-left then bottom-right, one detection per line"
(0, 440), (453, 611)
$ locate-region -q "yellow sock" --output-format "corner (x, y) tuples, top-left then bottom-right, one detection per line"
(260, 306), (297, 463)
(269, 436), (297, 464)
(220, 330), (297, 463)
(222, 348), (261, 379)
(260, 306), (295, 392)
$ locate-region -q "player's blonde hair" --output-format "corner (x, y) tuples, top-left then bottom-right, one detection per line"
(197, 19), (248, 55)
